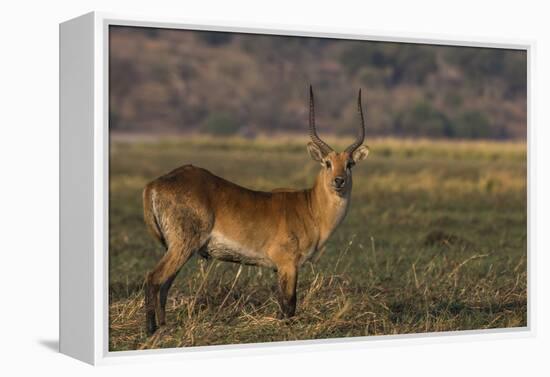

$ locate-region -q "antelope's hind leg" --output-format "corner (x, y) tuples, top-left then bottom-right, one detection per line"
(145, 241), (195, 335)
(158, 273), (178, 326)
(145, 215), (210, 336)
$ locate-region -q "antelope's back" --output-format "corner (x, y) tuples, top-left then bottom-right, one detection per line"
(146, 164), (277, 226)
(145, 164), (313, 244)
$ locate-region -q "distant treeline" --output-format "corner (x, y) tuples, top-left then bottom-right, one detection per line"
(109, 26), (527, 139)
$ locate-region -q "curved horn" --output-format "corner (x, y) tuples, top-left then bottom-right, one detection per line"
(309, 85), (333, 156)
(345, 88), (366, 154)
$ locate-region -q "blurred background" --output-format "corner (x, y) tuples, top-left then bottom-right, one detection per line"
(109, 26), (526, 139)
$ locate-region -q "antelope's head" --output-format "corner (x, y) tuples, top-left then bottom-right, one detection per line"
(306, 85), (370, 196)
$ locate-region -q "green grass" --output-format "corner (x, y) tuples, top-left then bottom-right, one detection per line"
(108, 135), (527, 351)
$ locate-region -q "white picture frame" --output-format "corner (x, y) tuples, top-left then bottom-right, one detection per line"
(59, 11), (534, 365)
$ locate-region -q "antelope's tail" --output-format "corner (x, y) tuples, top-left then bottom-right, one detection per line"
(143, 183), (167, 249)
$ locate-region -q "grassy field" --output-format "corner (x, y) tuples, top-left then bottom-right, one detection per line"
(108, 135), (527, 351)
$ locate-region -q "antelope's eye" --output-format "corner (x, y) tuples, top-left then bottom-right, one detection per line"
(346, 161), (355, 170)
(325, 160), (332, 169)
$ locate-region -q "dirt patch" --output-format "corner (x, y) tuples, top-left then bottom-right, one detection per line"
(424, 229), (473, 248)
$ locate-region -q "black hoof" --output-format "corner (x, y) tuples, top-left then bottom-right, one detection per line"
(146, 313), (158, 336)
(147, 323), (158, 336)
(277, 311), (295, 321)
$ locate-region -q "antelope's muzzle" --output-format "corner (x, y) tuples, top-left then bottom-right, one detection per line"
(333, 176), (346, 190)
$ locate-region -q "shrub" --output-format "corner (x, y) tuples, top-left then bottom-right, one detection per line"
(340, 43), (438, 85)
(203, 112), (240, 136)
(394, 101), (453, 138)
(391, 45), (438, 85)
(444, 92), (463, 108)
(453, 111), (492, 139)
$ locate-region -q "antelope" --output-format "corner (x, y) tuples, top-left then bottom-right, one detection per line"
(142, 86), (370, 335)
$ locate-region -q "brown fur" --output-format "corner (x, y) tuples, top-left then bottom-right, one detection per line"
(143, 145), (369, 335)
(143, 87), (369, 335)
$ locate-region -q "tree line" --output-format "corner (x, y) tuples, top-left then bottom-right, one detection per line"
(109, 26), (527, 139)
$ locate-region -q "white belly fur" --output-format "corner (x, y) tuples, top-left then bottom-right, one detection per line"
(203, 231), (274, 268)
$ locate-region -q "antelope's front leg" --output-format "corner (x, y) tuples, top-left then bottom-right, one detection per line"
(276, 263), (298, 319)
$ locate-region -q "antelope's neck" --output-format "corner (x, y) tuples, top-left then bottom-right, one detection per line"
(309, 174), (351, 248)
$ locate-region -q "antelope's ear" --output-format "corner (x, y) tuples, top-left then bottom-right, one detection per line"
(307, 142), (324, 163)
(352, 145), (370, 163)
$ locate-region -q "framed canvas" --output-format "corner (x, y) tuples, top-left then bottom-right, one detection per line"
(59, 11), (533, 365)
